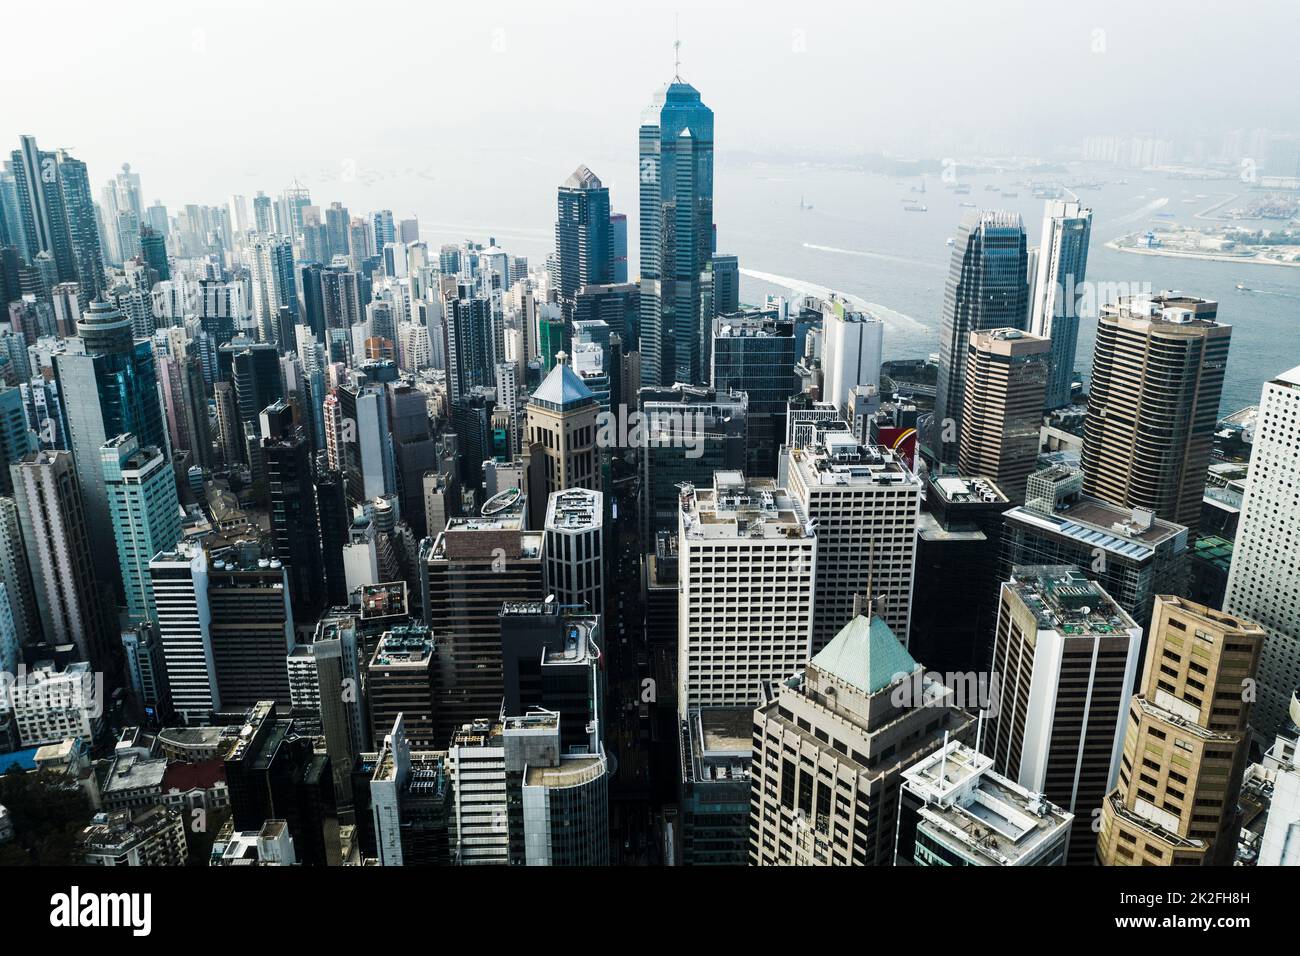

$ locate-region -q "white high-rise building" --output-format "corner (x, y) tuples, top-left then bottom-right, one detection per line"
(148, 542), (216, 723)
(543, 488), (605, 614)
(1029, 201), (1092, 410)
(677, 472), (816, 714)
(821, 298), (883, 420)
(1225, 365), (1300, 741)
(784, 426), (922, 654)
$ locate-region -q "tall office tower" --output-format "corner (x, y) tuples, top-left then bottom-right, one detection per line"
(639, 384), (748, 540)
(932, 210), (1028, 464)
(140, 227), (169, 282)
(895, 739), (1073, 866)
(324, 202), (350, 260)
(609, 212), (629, 283)
(310, 614), (367, 803)
(1224, 365), (1300, 741)
(986, 566), (1142, 864)
(54, 299), (166, 596)
(785, 426), (922, 655)
(555, 166), (614, 322)
(260, 401), (325, 620)
(749, 612), (974, 866)
(423, 509), (543, 743)
(911, 474), (1012, 674)
(398, 217), (419, 245)
(365, 714), (451, 866)
(248, 235), (296, 348)
(676, 473), (816, 713)
(148, 543), (215, 723)
(218, 338), (283, 451)
(0, 385), (36, 494)
(444, 282), (500, 403)
(447, 709), (609, 866)
(10, 450), (113, 671)
(820, 298), (884, 420)
(100, 434), (181, 625)
(498, 601), (603, 752)
(957, 327), (1049, 504)
(1096, 596), (1265, 866)
(575, 281), (639, 349)
(252, 192), (273, 234)
(0, 495), (38, 644)
(314, 466), (350, 606)
(53, 152), (106, 303)
(542, 489), (605, 614)
(367, 625), (440, 750)
(638, 77), (715, 387)
(1081, 293), (1228, 532)
(213, 381), (242, 467)
(156, 333), (213, 470)
(120, 621), (170, 723)
(206, 542), (295, 713)
(711, 309), (795, 478)
(1002, 464), (1188, 633)
(1029, 201), (1092, 410)
(10, 136), (76, 286)
(337, 374), (396, 508)
(371, 209), (395, 256)
(387, 381), (437, 539)
(222, 701), (334, 866)
(525, 357), (598, 519)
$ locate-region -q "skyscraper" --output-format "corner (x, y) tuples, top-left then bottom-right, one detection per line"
(100, 433), (182, 625)
(1224, 364), (1300, 741)
(932, 210), (1029, 464)
(525, 357), (598, 526)
(10, 136), (76, 286)
(749, 612), (974, 866)
(1030, 201), (1092, 410)
(10, 449), (112, 672)
(820, 299), (883, 421)
(555, 166), (614, 322)
(784, 426), (922, 655)
(54, 298), (166, 596)
(638, 77), (715, 387)
(542, 488), (605, 614)
(1096, 595), (1264, 866)
(958, 327), (1050, 504)
(710, 309), (796, 479)
(986, 565), (1142, 864)
(261, 401), (325, 621)
(1081, 293), (1229, 532)
(677, 473), (816, 714)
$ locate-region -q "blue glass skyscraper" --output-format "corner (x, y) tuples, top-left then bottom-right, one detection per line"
(638, 78), (714, 387)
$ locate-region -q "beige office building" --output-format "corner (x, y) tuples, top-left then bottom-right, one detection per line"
(1097, 595), (1264, 866)
(958, 327), (1049, 504)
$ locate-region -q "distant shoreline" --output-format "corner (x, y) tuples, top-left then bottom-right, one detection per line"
(1106, 239), (1300, 268)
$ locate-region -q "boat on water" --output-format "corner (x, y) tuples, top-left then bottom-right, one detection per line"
(946, 237), (955, 246)
(954, 185), (971, 195)
(1236, 282), (1251, 292)
(984, 184), (1000, 192)
(959, 201), (976, 208)
(800, 195), (814, 210)
(1002, 191), (1019, 198)
(905, 204), (928, 212)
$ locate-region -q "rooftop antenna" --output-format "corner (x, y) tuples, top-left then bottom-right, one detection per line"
(673, 14), (683, 81)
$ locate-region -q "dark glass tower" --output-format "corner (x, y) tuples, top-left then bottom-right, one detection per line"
(262, 400), (325, 621)
(555, 165), (614, 323)
(932, 210), (1028, 464)
(638, 79), (714, 388)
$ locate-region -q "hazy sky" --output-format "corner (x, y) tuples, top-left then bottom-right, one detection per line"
(4, 0), (1296, 222)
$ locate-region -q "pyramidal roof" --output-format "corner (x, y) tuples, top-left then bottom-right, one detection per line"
(531, 359), (594, 408)
(563, 165), (602, 190)
(810, 615), (918, 695)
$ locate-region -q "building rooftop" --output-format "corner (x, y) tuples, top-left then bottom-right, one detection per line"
(524, 752), (606, 789)
(371, 627), (435, 668)
(788, 437), (919, 489)
(530, 360), (594, 410)
(545, 488), (602, 531)
(680, 474), (810, 541)
(932, 475), (1008, 505)
(1007, 566), (1137, 636)
(1011, 487), (1186, 561)
(902, 740), (1074, 866)
(101, 753), (168, 796)
(811, 615), (919, 695)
